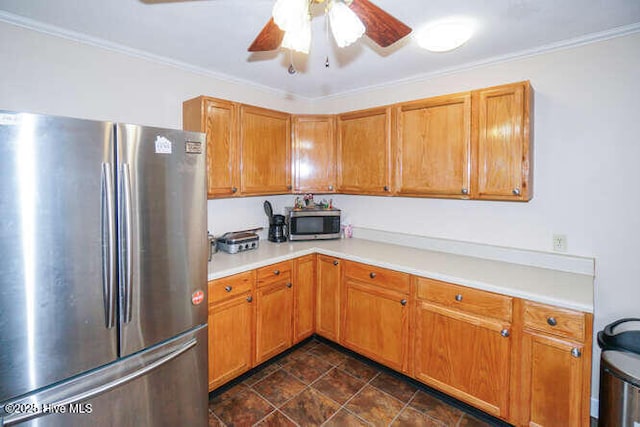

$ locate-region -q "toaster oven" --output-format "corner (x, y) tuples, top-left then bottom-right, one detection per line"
(285, 207), (341, 241)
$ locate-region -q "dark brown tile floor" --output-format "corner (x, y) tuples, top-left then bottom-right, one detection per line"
(209, 339), (505, 427)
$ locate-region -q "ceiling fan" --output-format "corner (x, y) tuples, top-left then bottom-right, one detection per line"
(248, 0), (412, 53)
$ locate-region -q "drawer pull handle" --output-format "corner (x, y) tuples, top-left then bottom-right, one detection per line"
(512, 188), (521, 196)
(246, 296), (253, 303)
(455, 294), (463, 302)
(400, 299), (407, 306)
(547, 317), (557, 326)
(231, 187), (238, 193)
(500, 329), (510, 338)
(369, 272), (377, 279)
(286, 282), (292, 288)
(571, 348), (582, 358)
(461, 188), (469, 195)
(274, 269), (280, 275)
(224, 286), (232, 292)
(333, 260), (339, 266)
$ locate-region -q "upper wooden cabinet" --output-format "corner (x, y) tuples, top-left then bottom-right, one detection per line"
(472, 81), (532, 201)
(183, 96), (239, 198)
(396, 92), (472, 198)
(239, 105), (291, 195)
(337, 107), (394, 195)
(292, 115), (337, 194)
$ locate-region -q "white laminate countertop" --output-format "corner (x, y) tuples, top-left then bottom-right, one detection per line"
(208, 238), (594, 313)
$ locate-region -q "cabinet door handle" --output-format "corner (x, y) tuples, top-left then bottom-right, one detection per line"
(571, 348), (582, 358)
(231, 187), (238, 193)
(333, 260), (339, 266)
(224, 286), (232, 292)
(383, 185), (390, 192)
(273, 269), (280, 275)
(246, 296), (253, 303)
(461, 188), (469, 195)
(287, 185), (292, 190)
(369, 272), (377, 279)
(328, 185), (334, 191)
(400, 299), (407, 306)
(455, 294), (463, 302)
(286, 282), (292, 288)
(512, 188), (521, 196)
(500, 329), (510, 338)
(547, 317), (557, 326)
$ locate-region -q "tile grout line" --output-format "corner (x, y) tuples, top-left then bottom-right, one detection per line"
(387, 389), (420, 426)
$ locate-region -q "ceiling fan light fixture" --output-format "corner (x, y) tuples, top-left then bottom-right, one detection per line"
(328, 0), (365, 48)
(281, 18), (312, 53)
(415, 19), (474, 52)
(272, 0), (310, 33)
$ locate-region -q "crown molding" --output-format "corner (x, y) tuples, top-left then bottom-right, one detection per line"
(314, 22), (640, 102)
(1, 10), (639, 102)
(0, 11), (314, 103)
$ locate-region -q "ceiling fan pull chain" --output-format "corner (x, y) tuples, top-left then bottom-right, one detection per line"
(324, 2), (330, 68)
(288, 50), (297, 74)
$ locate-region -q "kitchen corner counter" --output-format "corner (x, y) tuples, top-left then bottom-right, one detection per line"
(208, 238), (594, 312)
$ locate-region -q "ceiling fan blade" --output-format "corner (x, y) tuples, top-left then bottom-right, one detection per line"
(248, 17), (285, 52)
(348, 0), (412, 48)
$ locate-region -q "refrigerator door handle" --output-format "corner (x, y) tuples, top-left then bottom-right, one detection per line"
(119, 163), (133, 324)
(1, 337), (198, 426)
(101, 163), (116, 329)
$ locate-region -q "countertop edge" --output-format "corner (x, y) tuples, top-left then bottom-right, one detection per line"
(208, 242), (594, 313)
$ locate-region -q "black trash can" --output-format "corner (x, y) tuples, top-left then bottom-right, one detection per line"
(598, 318), (640, 426)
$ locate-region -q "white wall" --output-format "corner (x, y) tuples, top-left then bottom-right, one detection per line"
(0, 21), (312, 127)
(2, 18), (639, 408)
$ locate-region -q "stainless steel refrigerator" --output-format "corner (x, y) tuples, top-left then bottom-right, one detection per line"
(0, 111), (208, 426)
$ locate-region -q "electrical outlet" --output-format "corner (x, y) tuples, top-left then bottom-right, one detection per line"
(552, 234), (568, 252)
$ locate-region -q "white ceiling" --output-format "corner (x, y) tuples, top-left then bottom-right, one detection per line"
(1, 0), (639, 99)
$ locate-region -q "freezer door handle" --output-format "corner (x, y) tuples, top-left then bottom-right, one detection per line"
(101, 163), (116, 328)
(119, 163), (133, 324)
(0, 337), (197, 426)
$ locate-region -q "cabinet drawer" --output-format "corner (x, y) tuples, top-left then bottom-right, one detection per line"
(344, 261), (410, 294)
(523, 301), (586, 341)
(257, 260), (293, 287)
(416, 278), (512, 322)
(209, 271), (255, 304)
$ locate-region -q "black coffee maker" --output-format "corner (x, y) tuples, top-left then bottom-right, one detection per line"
(264, 201), (287, 243)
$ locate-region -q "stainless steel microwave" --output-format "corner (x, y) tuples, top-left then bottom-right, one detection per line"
(285, 207), (341, 241)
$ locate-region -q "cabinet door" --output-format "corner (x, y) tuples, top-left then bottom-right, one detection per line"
(255, 280), (293, 364)
(182, 97), (239, 198)
(293, 115), (336, 194)
(414, 302), (511, 418)
(239, 105), (291, 195)
(342, 280), (409, 372)
(397, 93), (471, 198)
(208, 293), (253, 390)
(472, 81), (532, 201)
(316, 255), (342, 341)
(337, 107), (393, 195)
(520, 332), (586, 427)
(293, 255), (316, 343)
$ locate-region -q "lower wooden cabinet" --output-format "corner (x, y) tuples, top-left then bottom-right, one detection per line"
(207, 255), (592, 427)
(342, 279), (409, 372)
(293, 255), (316, 343)
(413, 301), (512, 418)
(341, 261), (410, 372)
(207, 271), (255, 391)
(518, 301), (593, 427)
(316, 255), (342, 341)
(255, 263), (294, 365)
